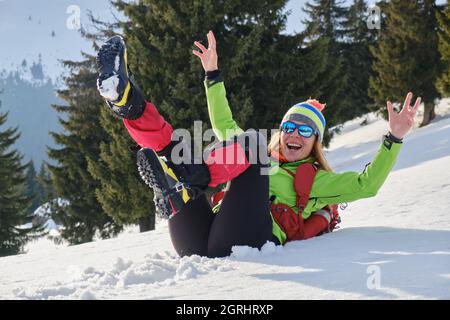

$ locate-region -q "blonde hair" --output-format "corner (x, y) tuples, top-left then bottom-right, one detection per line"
(268, 130), (333, 172)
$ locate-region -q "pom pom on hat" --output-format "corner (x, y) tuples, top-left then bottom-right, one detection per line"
(306, 99), (326, 112)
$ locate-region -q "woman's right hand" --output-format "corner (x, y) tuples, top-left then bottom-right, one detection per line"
(387, 92), (421, 140)
(192, 31), (218, 72)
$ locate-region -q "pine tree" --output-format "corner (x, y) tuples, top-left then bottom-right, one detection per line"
(303, 0), (347, 41)
(302, 0), (349, 143)
(0, 107), (42, 257)
(36, 162), (55, 204)
(112, 0), (327, 139)
(48, 55), (123, 245)
(25, 160), (40, 215)
(341, 0), (376, 120)
(369, 0), (440, 126)
(87, 107), (156, 232)
(80, 21), (157, 232)
(437, 3), (450, 96)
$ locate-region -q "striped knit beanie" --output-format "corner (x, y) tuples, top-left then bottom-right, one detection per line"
(281, 99), (326, 142)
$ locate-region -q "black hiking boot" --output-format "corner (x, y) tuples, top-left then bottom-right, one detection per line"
(96, 35), (145, 120)
(137, 148), (192, 218)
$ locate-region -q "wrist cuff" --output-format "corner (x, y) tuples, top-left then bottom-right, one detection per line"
(204, 70), (223, 88)
(205, 69), (221, 80)
(386, 132), (403, 144)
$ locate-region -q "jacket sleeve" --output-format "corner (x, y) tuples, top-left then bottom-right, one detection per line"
(310, 137), (403, 205)
(204, 79), (244, 141)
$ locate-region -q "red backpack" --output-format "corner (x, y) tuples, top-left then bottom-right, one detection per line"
(270, 163), (341, 242)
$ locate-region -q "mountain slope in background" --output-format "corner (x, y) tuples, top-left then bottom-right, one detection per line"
(0, 61), (62, 166)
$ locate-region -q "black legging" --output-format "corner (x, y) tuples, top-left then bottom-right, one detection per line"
(167, 133), (278, 258)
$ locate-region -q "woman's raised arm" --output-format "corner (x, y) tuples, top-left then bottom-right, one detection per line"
(309, 93), (421, 206)
(192, 31), (243, 141)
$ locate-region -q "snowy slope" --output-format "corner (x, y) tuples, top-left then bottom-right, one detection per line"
(1, 101), (450, 300)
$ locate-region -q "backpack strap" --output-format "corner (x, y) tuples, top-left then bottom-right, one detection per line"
(280, 163), (317, 213)
(294, 163), (318, 213)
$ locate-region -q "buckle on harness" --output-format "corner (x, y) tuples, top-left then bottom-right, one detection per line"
(174, 182), (186, 193)
(162, 182), (188, 197)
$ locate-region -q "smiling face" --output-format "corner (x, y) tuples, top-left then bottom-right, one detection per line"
(280, 121), (317, 162)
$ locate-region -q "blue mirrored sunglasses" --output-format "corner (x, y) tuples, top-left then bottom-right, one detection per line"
(281, 121), (316, 138)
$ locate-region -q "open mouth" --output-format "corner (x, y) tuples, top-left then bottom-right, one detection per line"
(287, 143), (303, 151)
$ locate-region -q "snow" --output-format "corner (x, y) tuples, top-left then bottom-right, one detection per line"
(1, 100), (450, 300)
(96, 51), (122, 101)
(115, 55), (120, 72)
(32, 200), (64, 231)
(97, 76), (119, 102)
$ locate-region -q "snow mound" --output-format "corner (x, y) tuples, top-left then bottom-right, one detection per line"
(12, 252), (233, 300)
(231, 241), (283, 259)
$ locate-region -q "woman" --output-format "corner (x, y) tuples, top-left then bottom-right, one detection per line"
(96, 32), (420, 258)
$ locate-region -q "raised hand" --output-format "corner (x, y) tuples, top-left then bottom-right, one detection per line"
(192, 31), (218, 72)
(387, 92), (421, 140)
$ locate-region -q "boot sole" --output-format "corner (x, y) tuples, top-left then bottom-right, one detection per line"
(97, 36), (127, 80)
(137, 149), (182, 218)
(97, 36), (130, 106)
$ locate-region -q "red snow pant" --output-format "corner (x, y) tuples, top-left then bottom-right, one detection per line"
(124, 101), (250, 187)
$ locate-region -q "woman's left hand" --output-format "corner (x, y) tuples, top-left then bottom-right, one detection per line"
(387, 92), (421, 140)
(192, 31), (218, 73)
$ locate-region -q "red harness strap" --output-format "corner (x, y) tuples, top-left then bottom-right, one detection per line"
(293, 164), (317, 211)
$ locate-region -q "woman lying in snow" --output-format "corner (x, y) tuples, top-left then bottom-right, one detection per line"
(96, 31), (420, 258)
